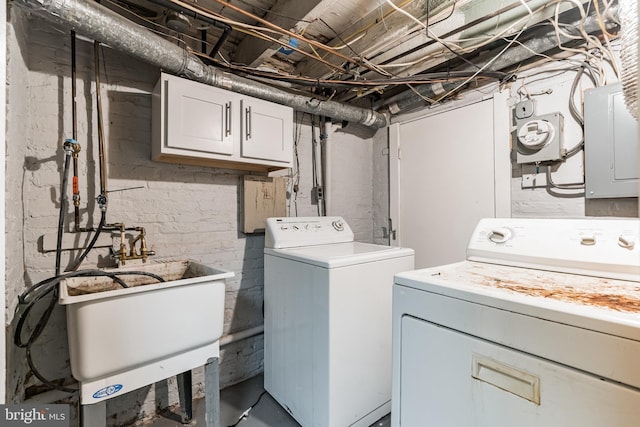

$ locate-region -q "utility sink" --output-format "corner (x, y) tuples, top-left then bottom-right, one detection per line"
(59, 260), (233, 404)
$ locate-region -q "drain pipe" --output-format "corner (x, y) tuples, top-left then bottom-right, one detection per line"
(378, 5), (620, 115)
(13, 0), (389, 129)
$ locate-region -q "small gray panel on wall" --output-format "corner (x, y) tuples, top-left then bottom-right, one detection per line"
(584, 82), (638, 199)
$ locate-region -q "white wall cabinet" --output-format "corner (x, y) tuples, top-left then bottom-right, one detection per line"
(152, 72), (293, 171)
(240, 98), (292, 163)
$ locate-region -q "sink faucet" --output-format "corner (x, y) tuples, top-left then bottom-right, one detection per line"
(112, 225), (156, 265)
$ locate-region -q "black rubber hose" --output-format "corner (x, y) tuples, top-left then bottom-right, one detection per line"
(55, 150), (72, 276)
(15, 269), (165, 393)
(66, 210), (106, 272)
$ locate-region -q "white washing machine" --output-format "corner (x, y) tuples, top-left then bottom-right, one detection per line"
(264, 216), (414, 427)
(392, 217), (640, 427)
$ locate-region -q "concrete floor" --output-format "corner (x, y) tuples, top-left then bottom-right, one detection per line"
(145, 374), (391, 427)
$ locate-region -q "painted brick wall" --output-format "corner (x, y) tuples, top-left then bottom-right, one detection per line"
(327, 125), (374, 242)
(6, 7), (30, 403)
(372, 128), (390, 246)
(285, 116), (375, 242)
(6, 12), (269, 418)
(6, 10), (377, 424)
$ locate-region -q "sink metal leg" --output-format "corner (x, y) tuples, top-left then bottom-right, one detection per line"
(204, 357), (221, 427)
(177, 370), (193, 423)
(80, 400), (106, 427)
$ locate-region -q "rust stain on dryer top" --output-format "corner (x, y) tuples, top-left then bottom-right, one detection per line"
(434, 262), (640, 313)
(481, 276), (640, 313)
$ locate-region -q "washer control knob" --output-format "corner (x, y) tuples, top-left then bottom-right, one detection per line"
(580, 234), (596, 246)
(488, 228), (512, 243)
(332, 220), (344, 231)
(619, 235), (636, 249)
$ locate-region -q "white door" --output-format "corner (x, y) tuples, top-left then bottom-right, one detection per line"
(389, 93), (510, 268)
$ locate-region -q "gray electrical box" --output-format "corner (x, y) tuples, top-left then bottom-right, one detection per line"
(584, 83), (639, 199)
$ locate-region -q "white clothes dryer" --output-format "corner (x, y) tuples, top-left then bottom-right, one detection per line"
(392, 217), (640, 427)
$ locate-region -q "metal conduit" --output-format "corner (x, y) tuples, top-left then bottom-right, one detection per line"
(380, 5), (620, 115)
(13, 0), (389, 129)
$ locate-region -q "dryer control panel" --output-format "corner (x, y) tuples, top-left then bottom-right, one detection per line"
(467, 218), (640, 282)
(265, 216), (355, 249)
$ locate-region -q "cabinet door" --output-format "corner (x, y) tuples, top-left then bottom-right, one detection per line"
(241, 98), (292, 163)
(165, 76), (234, 155)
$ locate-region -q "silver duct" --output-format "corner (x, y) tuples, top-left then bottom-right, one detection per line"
(13, 0), (390, 129)
(380, 5), (620, 115)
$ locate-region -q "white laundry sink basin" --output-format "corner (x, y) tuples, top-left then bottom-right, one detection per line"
(59, 260), (233, 403)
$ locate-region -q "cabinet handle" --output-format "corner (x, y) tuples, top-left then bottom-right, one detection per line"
(245, 106), (252, 140)
(225, 102), (232, 137)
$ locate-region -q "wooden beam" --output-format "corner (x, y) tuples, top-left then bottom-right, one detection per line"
(231, 0), (330, 67)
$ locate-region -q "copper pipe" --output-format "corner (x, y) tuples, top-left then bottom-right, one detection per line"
(94, 41), (108, 199)
(71, 31), (83, 230)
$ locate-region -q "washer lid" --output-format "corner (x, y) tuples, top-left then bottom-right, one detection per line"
(265, 242), (414, 268)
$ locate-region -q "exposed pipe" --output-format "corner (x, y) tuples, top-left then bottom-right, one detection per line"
(201, 0), (378, 75)
(200, 28), (207, 55)
(70, 31), (83, 231)
(379, 4), (620, 115)
(145, 0), (231, 59)
(208, 23), (231, 59)
(94, 41), (108, 200)
(13, 0), (389, 129)
(219, 325), (264, 347)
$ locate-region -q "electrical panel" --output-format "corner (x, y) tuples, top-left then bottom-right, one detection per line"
(514, 100), (565, 164)
(584, 83), (639, 199)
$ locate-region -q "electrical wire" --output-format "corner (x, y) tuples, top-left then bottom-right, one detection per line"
(168, 0), (382, 75)
(288, 112), (303, 217)
(195, 53), (506, 88)
(227, 391), (267, 427)
(318, 18), (393, 77)
(310, 116), (321, 216)
(433, 24), (529, 103)
(546, 166), (585, 192)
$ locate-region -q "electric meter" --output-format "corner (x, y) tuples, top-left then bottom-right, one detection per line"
(517, 119), (555, 150)
(515, 112), (565, 164)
